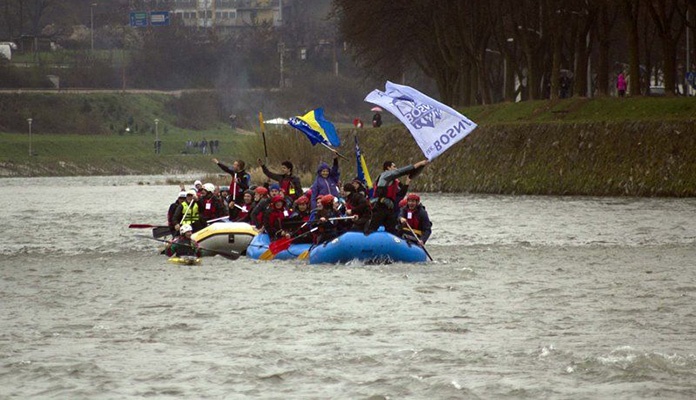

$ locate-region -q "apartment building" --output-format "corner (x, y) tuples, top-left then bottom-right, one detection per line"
(171, 0), (282, 30)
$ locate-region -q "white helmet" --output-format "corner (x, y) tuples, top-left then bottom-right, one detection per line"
(194, 180), (202, 186)
(203, 183), (215, 193)
(178, 191), (187, 198)
(180, 224), (193, 235)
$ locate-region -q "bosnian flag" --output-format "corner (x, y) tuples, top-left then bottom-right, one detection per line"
(288, 108), (341, 148)
(364, 81), (477, 160)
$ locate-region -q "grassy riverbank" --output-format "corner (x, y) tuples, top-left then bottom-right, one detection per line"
(2, 94), (696, 196)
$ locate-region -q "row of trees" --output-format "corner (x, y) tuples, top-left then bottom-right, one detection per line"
(334, 0), (696, 105)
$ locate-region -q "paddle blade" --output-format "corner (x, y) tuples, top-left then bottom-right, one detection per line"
(268, 237), (293, 254)
(152, 226), (171, 239)
(297, 250), (310, 260)
(129, 224), (157, 229)
(259, 249), (276, 260)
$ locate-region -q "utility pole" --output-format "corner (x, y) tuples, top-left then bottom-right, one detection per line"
(27, 118), (33, 157)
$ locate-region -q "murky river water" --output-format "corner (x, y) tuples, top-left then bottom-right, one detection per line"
(1, 175), (695, 399)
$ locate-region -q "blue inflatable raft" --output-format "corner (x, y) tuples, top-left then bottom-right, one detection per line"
(308, 230), (428, 265)
(246, 233), (312, 261)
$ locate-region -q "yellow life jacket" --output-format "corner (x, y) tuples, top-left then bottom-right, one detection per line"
(181, 201), (200, 225)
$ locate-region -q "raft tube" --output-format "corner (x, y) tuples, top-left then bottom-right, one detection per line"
(308, 230), (428, 265)
(246, 233), (312, 261)
(191, 222), (257, 258)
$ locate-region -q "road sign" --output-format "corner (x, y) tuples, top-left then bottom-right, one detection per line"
(130, 11), (148, 27)
(150, 11), (170, 27)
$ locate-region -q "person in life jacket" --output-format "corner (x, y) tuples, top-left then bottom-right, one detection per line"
(165, 224), (202, 258)
(263, 195), (290, 240)
(257, 158), (304, 202)
(399, 193), (432, 244)
(311, 194), (341, 244)
(168, 191), (188, 236)
(173, 190), (201, 232)
(283, 195), (313, 243)
(197, 183), (225, 227)
(249, 186), (270, 229)
(342, 183), (372, 232)
(212, 158), (251, 205)
(309, 156), (340, 209)
(267, 183), (293, 209)
(366, 159), (429, 235)
(193, 180), (204, 197)
(230, 189), (255, 223)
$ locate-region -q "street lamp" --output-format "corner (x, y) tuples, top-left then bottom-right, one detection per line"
(90, 3), (97, 52)
(27, 118), (33, 156)
(154, 118), (160, 154)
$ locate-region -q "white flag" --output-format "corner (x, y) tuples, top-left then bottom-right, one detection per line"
(365, 81), (477, 161)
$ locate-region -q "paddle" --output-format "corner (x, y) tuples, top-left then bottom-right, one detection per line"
(136, 235), (240, 259)
(129, 223), (166, 229)
(261, 216), (355, 260)
(259, 226), (318, 260)
(403, 221), (434, 261)
(152, 226), (172, 239)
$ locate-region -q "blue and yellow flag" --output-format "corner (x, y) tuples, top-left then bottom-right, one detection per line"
(288, 108), (341, 147)
(354, 135), (373, 189)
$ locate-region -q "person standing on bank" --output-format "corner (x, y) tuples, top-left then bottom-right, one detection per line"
(366, 159), (429, 235)
(257, 158), (303, 202)
(617, 71), (627, 97)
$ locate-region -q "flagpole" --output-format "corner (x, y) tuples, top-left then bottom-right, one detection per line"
(320, 142), (349, 160)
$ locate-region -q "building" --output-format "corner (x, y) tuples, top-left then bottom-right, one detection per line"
(171, 0), (283, 31)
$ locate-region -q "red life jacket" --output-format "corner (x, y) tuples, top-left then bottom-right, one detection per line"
(266, 208), (289, 236)
(234, 203), (252, 221)
(279, 176), (300, 199)
(200, 196), (219, 219)
(373, 177), (400, 201)
(403, 207), (420, 230)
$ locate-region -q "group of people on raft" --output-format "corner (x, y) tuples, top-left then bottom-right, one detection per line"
(165, 154), (433, 258)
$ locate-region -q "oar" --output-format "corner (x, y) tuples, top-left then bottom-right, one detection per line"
(259, 227), (318, 260)
(135, 235), (240, 259)
(260, 216), (354, 260)
(129, 223), (166, 229)
(152, 226), (172, 239)
(403, 221), (433, 261)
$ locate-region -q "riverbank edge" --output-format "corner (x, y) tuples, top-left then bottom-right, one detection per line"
(4, 119), (696, 197)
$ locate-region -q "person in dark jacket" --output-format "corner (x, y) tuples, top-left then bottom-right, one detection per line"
(367, 159), (429, 235)
(263, 195), (290, 240)
(212, 158), (251, 205)
(257, 158), (303, 201)
(197, 183), (225, 228)
(167, 191), (188, 236)
(342, 183), (372, 232)
(165, 224), (201, 257)
(399, 193), (432, 244)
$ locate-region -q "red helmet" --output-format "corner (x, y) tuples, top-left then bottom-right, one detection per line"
(406, 193), (420, 202)
(254, 186), (268, 196)
(271, 195), (285, 205)
(398, 198), (408, 208)
(320, 194), (335, 206)
(295, 196), (309, 205)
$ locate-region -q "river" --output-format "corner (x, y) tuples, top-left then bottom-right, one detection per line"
(1, 175), (695, 399)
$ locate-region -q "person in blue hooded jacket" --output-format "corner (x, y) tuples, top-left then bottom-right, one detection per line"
(309, 155), (340, 208)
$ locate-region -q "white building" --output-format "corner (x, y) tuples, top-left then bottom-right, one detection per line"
(171, 0), (283, 30)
